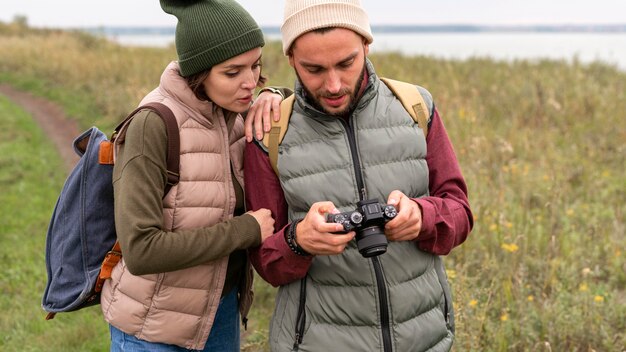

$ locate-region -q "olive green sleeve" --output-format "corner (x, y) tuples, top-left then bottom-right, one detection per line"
(112, 110), (261, 276)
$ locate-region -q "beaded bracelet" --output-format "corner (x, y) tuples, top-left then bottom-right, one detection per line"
(285, 219), (310, 256)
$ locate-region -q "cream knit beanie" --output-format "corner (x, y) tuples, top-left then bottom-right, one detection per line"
(281, 0), (373, 55)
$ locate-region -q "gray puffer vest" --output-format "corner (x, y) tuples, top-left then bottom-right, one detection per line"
(270, 61), (454, 352)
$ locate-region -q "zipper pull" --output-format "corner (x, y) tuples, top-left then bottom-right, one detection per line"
(291, 333), (301, 351)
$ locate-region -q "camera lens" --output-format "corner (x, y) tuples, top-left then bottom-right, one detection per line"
(356, 226), (388, 257)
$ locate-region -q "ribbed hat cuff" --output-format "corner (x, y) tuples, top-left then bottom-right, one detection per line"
(281, 2), (373, 55)
(178, 28), (265, 77)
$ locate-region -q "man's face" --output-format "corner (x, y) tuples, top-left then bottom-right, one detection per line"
(289, 28), (369, 116)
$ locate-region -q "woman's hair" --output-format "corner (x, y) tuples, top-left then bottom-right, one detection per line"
(185, 67), (267, 102)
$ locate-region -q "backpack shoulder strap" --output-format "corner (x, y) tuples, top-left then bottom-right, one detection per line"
(112, 102), (180, 193)
(260, 78), (430, 176)
(261, 94), (295, 175)
(380, 77), (430, 137)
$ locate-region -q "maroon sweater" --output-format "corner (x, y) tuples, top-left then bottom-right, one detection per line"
(245, 108), (473, 287)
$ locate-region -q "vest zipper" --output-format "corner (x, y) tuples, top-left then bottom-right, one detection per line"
(193, 110), (233, 347)
(341, 117), (393, 352)
(221, 116), (233, 220)
(341, 118), (367, 199)
(292, 276), (308, 351)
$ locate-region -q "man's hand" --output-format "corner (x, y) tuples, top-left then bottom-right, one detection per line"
(384, 190), (422, 241)
(295, 201), (355, 255)
(244, 90), (283, 142)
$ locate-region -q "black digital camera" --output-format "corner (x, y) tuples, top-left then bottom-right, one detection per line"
(325, 199), (398, 257)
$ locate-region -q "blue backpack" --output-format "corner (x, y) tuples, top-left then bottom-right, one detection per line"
(42, 102), (179, 319)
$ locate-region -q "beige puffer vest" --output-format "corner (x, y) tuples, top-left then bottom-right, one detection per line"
(100, 62), (251, 350)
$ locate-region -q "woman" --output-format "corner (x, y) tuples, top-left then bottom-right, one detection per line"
(100, 1), (274, 351)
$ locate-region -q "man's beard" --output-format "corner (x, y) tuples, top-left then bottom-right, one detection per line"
(296, 63), (366, 117)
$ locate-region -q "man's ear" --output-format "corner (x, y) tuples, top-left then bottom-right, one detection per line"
(288, 54), (295, 68)
(363, 41), (370, 56)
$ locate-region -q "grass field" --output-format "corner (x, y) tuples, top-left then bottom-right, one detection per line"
(1, 22), (624, 351)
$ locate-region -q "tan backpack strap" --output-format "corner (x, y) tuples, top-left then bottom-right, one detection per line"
(380, 77), (430, 136)
(262, 95), (295, 175)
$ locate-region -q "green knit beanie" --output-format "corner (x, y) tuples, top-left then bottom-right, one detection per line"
(160, 0), (265, 77)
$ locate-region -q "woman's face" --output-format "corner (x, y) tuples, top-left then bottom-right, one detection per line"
(202, 47), (262, 113)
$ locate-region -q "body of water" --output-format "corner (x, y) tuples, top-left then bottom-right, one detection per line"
(107, 32), (626, 71)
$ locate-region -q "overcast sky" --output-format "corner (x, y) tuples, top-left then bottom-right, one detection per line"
(2, 0), (625, 28)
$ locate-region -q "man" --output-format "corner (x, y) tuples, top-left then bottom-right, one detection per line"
(244, 0), (473, 351)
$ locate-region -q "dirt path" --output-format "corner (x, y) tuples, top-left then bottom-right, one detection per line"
(0, 84), (80, 171)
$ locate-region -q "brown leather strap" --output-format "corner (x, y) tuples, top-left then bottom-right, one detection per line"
(95, 241), (122, 293)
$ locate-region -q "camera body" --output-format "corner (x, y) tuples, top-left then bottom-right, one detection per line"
(326, 199), (397, 257)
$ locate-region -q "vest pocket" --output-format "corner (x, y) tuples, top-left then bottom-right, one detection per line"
(271, 286), (289, 346)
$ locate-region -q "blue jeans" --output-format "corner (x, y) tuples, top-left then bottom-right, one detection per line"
(109, 287), (240, 351)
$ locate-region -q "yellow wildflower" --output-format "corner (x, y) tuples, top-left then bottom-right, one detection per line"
(446, 270), (456, 279)
(566, 208), (574, 217)
(579, 283), (588, 292)
(500, 314), (509, 321)
(527, 295), (534, 302)
(469, 300), (478, 307)
(458, 108), (466, 119)
(594, 295), (604, 303)
(501, 243), (519, 253)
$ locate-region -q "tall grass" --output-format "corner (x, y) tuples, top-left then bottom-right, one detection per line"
(0, 95), (109, 351)
(1, 23), (624, 351)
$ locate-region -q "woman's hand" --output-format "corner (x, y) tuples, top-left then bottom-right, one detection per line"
(247, 208), (275, 242)
(244, 90), (283, 142)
